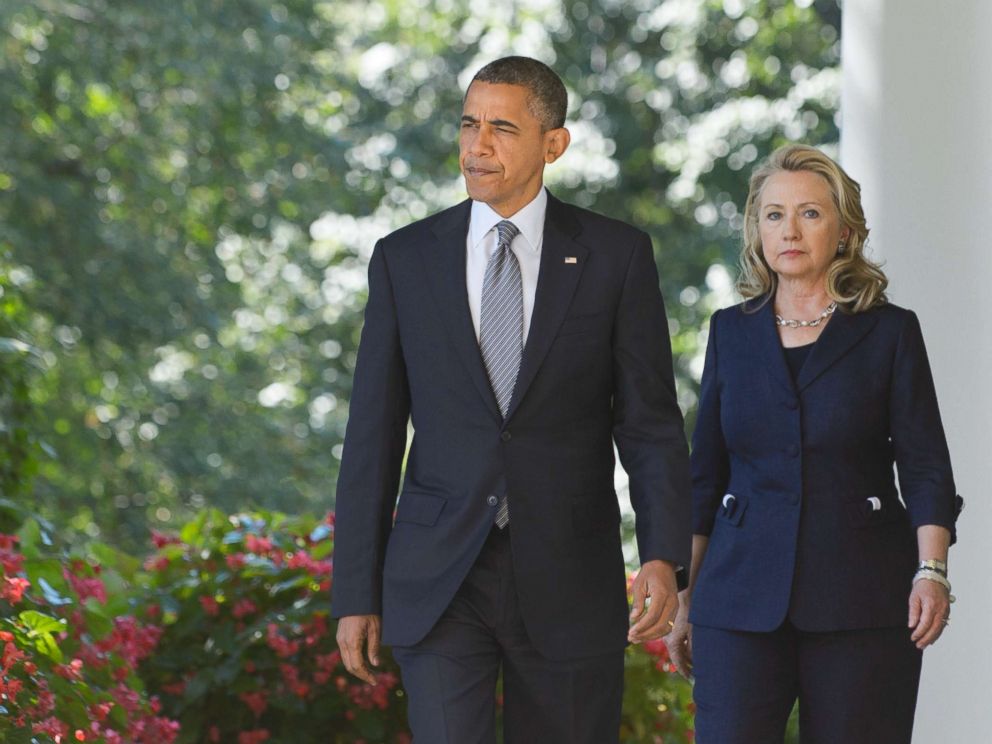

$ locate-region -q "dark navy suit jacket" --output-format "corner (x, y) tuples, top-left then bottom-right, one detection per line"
(689, 298), (959, 633)
(331, 193), (690, 660)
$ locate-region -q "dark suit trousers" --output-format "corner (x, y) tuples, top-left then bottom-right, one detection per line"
(391, 526), (624, 744)
(692, 621), (923, 744)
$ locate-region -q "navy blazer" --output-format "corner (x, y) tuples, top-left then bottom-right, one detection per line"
(331, 193), (690, 660)
(689, 298), (959, 633)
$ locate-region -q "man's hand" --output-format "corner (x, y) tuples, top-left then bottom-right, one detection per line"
(628, 560), (679, 644)
(336, 614), (382, 685)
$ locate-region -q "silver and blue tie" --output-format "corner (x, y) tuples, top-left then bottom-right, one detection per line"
(479, 220), (522, 528)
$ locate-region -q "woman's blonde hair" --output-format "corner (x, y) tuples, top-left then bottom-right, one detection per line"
(737, 144), (888, 313)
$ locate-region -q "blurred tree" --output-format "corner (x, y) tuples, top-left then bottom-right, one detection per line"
(0, 0), (839, 550)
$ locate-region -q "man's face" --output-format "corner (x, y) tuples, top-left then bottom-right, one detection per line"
(459, 82), (568, 217)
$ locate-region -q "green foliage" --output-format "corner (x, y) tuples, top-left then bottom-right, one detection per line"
(138, 509), (409, 744)
(2, 507), (698, 741)
(0, 521), (179, 743)
(0, 250), (44, 505)
(622, 638), (694, 742)
(0, 0), (840, 550)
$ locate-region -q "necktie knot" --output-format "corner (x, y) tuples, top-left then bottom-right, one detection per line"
(495, 220), (520, 251)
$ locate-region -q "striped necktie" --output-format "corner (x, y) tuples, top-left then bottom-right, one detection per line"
(479, 219), (522, 528)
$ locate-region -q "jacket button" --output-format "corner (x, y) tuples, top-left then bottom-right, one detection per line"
(487, 494), (499, 507)
(786, 444), (800, 458)
(500, 431), (512, 442)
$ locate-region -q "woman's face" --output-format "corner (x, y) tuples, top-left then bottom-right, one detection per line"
(758, 170), (850, 286)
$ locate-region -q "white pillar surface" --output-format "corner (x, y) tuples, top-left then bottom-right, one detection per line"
(841, 1), (992, 740)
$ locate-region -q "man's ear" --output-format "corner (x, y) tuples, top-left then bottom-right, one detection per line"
(544, 127), (571, 164)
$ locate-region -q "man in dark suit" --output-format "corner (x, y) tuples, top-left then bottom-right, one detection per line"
(331, 56), (690, 743)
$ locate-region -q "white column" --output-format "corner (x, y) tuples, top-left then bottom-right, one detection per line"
(841, 1), (992, 740)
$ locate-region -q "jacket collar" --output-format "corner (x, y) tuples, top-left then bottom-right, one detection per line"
(423, 193), (586, 423)
(743, 295), (880, 394)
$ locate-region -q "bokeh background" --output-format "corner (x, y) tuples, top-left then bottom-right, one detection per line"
(1, 0), (842, 552)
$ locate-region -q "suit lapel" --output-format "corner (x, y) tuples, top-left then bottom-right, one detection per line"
(796, 308), (879, 391)
(504, 195), (587, 422)
(743, 298), (796, 395)
(423, 200), (502, 421)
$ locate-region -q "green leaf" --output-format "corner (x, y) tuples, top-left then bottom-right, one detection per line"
(18, 609), (66, 636)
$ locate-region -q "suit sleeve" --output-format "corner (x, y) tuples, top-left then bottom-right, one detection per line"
(611, 233), (691, 575)
(690, 310), (730, 536)
(330, 241), (411, 617)
(889, 310), (960, 542)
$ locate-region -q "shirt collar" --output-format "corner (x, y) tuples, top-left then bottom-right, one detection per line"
(469, 188), (547, 253)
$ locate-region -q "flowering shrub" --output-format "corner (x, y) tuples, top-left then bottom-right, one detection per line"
(0, 521), (179, 743)
(3, 506), (696, 742)
(623, 636), (694, 743)
(139, 509), (408, 744)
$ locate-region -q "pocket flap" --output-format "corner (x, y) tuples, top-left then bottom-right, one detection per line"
(846, 496), (906, 528)
(395, 491), (447, 526)
(716, 493), (748, 527)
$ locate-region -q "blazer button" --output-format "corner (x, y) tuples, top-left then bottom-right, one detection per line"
(487, 494), (499, 507)
(786, 444), (800, 458)
(500, 431), (512, 442)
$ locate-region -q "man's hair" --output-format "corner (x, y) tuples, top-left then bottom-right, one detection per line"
(470, 56), (567, 130)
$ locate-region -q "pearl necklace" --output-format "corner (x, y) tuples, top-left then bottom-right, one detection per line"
(775, 301), (837, 328)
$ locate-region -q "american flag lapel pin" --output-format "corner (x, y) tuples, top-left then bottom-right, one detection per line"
(564, 256), (577, 264)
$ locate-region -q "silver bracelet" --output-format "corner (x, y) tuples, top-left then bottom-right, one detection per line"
(913, 569), (956, 603)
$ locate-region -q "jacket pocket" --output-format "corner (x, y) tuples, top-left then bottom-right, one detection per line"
(715, 492), (748, 527)
(846, 496), (908, 529)
(394, 490), (447, 527)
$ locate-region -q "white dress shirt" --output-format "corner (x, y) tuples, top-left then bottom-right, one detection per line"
(466, 188), (547, 345)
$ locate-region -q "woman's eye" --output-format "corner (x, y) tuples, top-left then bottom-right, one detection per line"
(804, 209), (820, 218)
(765, 211), (781, 221)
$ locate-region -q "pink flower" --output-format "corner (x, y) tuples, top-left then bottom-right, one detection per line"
(238, 729), (271, 744)
(232, 599), (257, 619)
(151, 530), (181, 548)
(266, 624), (300, 658)
(32, 716), (70, 739)
(199, 596), (221, 616)
(96, 616), (163, 667)
(0, 536), (24, 575)
(143, 556), (170, 572)
(287, 551), (332, 577)
(55, 658), (84, 681)
(239, 690), (268, 718)
(2, 576), (30, 604)
(244, 535), (273, 554)
(64, 568), (107, 604)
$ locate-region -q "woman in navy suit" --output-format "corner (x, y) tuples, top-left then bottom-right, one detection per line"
(665, 145), (962, 743)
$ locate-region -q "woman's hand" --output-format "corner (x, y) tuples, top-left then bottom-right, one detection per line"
(908, 578), (951, 649)
(664, 589), (694, 678)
